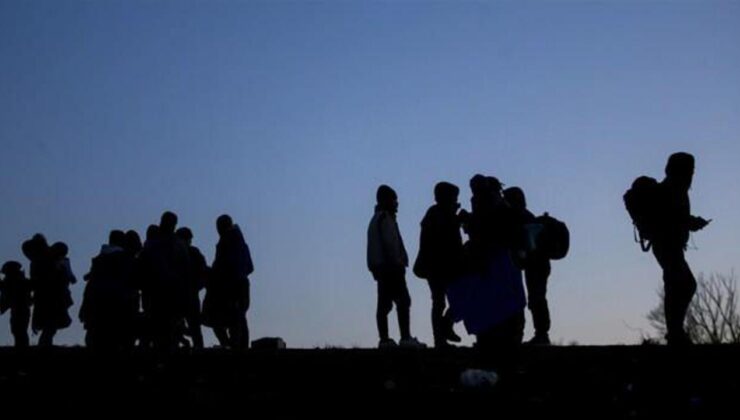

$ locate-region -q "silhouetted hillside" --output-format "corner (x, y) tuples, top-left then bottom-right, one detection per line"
(1, 345), (738, 417)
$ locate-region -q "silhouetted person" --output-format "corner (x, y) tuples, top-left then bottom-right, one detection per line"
(458, 176), (525, 351)
(80, 230), (138, 350)
(460, 174), (492, 246)
(22, 235), (73, 346)
(414, 182), (463, 348)
(367, 185), (425, 349)
(460, 175), (515, 261)
(504, 186), (551, 345)
(124, 230), (144, 347)
(653, 153), (710, 345)
(50, 242), (76, 342)
(125, 230), (143, 256)
(136, 224), (160, 348)
(139, 212), (190, 350)
(144, 224), (160, 247)
(176, 227), (208, 349)
(0, 261), (32, 347)
(203, 215), (253, 349)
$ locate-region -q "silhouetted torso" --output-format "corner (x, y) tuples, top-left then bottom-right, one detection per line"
(0, 272), (32, 314)
(30, 252), (73, 334)
(654, 180), (691, 248)
(80, 244), (138, 348)
(417, 204), (463, 280)
(138, 232), (190, 349)
(204, 225), (252, 329)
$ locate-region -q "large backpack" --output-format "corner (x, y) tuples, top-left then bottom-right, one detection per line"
(535, 213), (570, 260)
(623, 176), (660, 252)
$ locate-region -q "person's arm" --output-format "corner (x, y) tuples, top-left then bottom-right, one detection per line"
(414, 220), (431, 279)
(689, 216), (711, 232)
(380, 216), (404, 269)
(64, 259), (77, 285)
(243, 242), (254, 277)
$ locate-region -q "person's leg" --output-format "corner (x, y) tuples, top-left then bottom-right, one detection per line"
(186, 298), (204, 349)
(39, 328), (56, 347)
(654, 244), (696, 343)
(213, 327), (230, 348)
(674, 260), (697, 338)
(525, 259), (551, 342)
(429, 279), (447, 346)
(508, 311), (526, 346)
(240, 282), (251, 349)
(376, 275), (394, 342)
(393, 273), (412, 340)
(232, 315), (249, 350)
(11, 310), (30, 348)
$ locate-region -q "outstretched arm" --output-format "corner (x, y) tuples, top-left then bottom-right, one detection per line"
(689, 216), (711, 232)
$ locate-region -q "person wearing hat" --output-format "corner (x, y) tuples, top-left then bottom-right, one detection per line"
(0, 261), (32, 347)
(367, 184), (426, 349)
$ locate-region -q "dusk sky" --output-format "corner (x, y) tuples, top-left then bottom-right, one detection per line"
(1, 0), (739, 348)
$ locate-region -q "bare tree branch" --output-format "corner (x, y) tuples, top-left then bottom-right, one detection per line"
(646, 272), (740, 344)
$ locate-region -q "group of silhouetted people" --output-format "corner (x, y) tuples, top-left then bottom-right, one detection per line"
(366, 152), (709, 350)
(368, 174), (566, 350)
(0, 212), (253, 351)
(0, 235), (77, 347)
(0, 152), (712, 350)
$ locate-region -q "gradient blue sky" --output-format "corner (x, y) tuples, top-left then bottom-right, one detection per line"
(1, 0), (739, 347)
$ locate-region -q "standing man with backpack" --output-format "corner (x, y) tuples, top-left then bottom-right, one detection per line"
(504, 187), (553, 345)
(626, 152), (711, 345)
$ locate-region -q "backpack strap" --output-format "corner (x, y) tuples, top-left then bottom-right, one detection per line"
(634, 225), (652, 252)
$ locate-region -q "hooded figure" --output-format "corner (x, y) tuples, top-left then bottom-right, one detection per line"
(651, 152), (710, 345)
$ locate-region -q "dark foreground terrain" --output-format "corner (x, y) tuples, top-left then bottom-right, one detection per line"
(1, 345), (738, 417)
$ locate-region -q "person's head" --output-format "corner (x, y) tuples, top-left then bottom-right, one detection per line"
(503, 187), (527, 211)
(31, 233), (48, 247)
(176, 227), (193, 246)
(376, 185), (398, 213)
(1, 261), (23, 276)
(145, 224), (160, 243)
(22, 234), (49, 260)
(125, 230), (142, 253)
(108, 230), (126, 248)
(159, 211), (178, 235)
(50, 242), (69, 259)
(486, 176), (504, 197)
(665, 152), (695, 190)
(434, 182), (460, 209)
(217, 214), (234, 237)
(469, 174), (488, 196)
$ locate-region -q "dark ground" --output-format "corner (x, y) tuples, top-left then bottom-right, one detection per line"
(1, 345), (738, 417)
